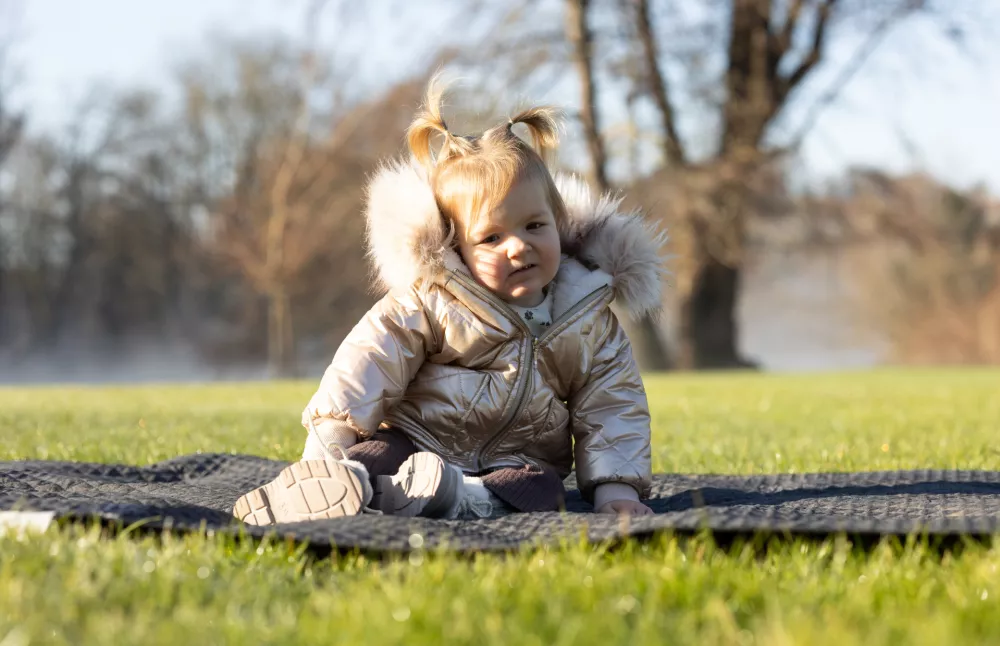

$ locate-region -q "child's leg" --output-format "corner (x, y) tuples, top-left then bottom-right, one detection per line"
(345, 431), (461, 518)
(480, 463), (566, 512)
(234, 429), (443, 524)
(415, 463), (564, 519)
(301, 431), (329, 460)
(343, 430), (419, 484)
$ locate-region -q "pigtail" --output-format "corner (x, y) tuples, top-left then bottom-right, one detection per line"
(407, 73), (483, 175)
(406, 74), (453, 175)
(507, 107), (561, 161)
(401, 76), (567, 236)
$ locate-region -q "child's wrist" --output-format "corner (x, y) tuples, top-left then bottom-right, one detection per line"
(326, 424), (359, 449)
(592, 482), (640, 511)
(307, 417), (359, 449)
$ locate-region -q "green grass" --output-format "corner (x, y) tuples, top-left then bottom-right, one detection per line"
(2, 369), (999, 645)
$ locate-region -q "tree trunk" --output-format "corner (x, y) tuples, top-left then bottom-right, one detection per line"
(676, 214), (758, 370)
(671, 0), (776, 371)
(47, 163), (89, 345)
(564, 0), (609, 192)
(0, 248), (6, 348)
(633, 0), (685, 167)
(567, 0), (670, 372)
(623, 316), (672, 371)
(677, 253), (755, 370)
(267, 286), (297, 378)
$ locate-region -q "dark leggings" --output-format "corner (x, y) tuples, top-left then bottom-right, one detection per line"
(345, 430), (566, 513)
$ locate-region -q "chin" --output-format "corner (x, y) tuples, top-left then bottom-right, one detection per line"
(507, 288), (543, 306)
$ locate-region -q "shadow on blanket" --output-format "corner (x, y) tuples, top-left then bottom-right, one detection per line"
(651, 480), (1000, 514)
(2, 454), (999, 553)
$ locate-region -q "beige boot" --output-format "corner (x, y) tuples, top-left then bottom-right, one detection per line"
(233, 457), (373, 525)
(372, 454), (500, 519)
(372, 452), (462, 518)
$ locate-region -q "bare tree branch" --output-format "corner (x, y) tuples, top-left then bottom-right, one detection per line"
(564, 0), (609, 192)
(783, 0), (919, 151)
(776, 0), (807, 52)
(778, 0), (837, 102)
(632, 0), (686, 166)
(266, 0), (330, 285)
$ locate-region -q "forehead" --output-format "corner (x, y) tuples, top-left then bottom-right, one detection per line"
(466, 176), (551, 234)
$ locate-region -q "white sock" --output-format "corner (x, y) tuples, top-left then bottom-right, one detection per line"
(301, 433), (329, 460)
(444, 467), (497, 519)
(462, 475), (491, 502)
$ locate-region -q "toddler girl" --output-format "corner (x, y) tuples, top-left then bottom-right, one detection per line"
(233, 77), (666, 524)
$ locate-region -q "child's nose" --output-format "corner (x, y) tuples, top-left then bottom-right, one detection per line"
(506, 235), (530, 258)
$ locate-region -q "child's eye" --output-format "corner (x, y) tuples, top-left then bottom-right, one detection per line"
(526, 222), (546, 230)
(479, 234), (499, 245)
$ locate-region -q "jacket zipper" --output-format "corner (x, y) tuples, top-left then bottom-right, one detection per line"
(450, 271), (609, 469)
(449, 272), (532, 470)
(533, 285), (609, 347)
(477, 285), (609, 466)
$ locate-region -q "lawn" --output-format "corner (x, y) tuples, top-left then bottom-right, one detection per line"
(1, 369), (999, 645)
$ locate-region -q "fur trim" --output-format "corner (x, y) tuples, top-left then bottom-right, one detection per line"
(364, 160), (459, 292)
(364, 159), (668, 318)
(554, 174), (668, 319)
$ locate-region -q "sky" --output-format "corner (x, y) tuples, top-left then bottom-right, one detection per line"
(6, 0), (1000, 195)
(4, 0), (998, 374)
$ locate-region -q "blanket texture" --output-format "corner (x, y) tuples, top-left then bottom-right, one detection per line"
(2, 454), (998, 552)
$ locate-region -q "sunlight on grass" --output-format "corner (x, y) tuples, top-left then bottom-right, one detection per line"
(1, 368), (999, 645)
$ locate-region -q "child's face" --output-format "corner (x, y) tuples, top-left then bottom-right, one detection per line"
(455, 175), (561, 308)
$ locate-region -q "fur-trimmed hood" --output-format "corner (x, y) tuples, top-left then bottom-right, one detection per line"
(363, 159), (667, 319)
(306, 158), (658, 498)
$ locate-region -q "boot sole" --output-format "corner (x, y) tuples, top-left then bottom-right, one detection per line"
(233, 460), (366, 525)
(374, 452), (460, 518)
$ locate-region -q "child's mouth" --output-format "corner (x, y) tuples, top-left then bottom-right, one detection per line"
(510, 264), (535, 275)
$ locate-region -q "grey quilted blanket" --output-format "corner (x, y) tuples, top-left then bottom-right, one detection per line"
(2, 453), (998, 552)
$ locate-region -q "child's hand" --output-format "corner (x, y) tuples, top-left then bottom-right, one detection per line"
(595, 500), (654, 516)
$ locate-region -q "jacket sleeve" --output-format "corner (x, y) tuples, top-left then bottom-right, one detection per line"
(569, 309), (653, 503)
(302, 286), (437, 445)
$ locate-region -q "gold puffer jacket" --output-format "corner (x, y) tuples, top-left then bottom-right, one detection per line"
(303, 162), (667, 501)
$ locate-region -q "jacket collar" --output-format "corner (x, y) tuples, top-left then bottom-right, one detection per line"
(364, 159), (667, 320)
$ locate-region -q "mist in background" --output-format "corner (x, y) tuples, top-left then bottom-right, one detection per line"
(1, 0), (998, 383)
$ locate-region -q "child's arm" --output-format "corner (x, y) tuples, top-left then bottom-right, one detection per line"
(569, 309), (653, 514)
(302, 286), (437, 451)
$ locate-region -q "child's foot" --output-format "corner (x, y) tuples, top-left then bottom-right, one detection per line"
(233, 459), (372, 525)
(372, 453), (497, 519)
(373, 452), (462, 518)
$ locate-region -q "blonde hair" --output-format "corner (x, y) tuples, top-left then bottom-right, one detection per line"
(406, 75), (568, 238)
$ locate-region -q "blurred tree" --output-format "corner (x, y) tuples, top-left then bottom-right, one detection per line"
(564, 0), (672, 370)
(0, 1), (444, 377)
(0, 27), (25, 349)
(472, 0), (982, 369)
(177, 31), (430, 376)
(807, 170), (1000, 364)
(625, 0), (972, 369)
(1, 89), (195, 352)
